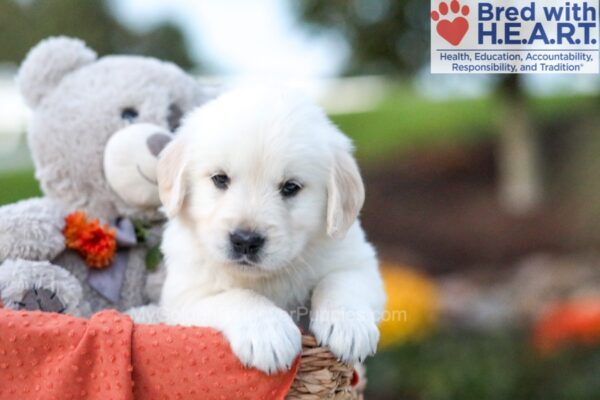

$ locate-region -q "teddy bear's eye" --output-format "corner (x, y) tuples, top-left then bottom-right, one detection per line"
(121, 107), (139, 122)
(167, 104), (183, 132)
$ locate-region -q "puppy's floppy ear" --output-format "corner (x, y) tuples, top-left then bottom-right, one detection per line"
(157, 136), (188, 218)
(326, 138), (365, 239)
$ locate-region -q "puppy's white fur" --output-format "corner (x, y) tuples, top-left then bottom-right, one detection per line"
(159, 87), (385, 374)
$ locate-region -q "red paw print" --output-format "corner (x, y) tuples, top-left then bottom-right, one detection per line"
(431, 0), (470, 46)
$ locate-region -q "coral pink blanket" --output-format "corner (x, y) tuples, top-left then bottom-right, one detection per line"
(0, 309), (299, 400)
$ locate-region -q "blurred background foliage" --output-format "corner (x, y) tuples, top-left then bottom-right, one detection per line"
(1, 1), (600, 399)
(0, 0), (195, 69)
(293, 0), (429, 75)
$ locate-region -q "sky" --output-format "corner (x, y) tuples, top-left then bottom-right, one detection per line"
(110, 0), (348, 80)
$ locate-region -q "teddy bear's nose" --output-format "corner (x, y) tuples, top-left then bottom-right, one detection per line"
(147, 133), (172, 157)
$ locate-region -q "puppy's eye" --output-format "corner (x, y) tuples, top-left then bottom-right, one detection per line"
(280, 181), (302, 198)
(121, 107), (139, 122)
(211, 174), (230, 190)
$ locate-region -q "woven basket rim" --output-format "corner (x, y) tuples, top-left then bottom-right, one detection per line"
(286, 335), (364, 400)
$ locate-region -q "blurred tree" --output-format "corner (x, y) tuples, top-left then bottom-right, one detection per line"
(0, 0), (196, 70)
(497, 75), (543, 214)
(294, 0), (543, 214)
(293, 0), (429, 75)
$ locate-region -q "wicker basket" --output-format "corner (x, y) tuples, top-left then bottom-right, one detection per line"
(287, 335), (366, 400)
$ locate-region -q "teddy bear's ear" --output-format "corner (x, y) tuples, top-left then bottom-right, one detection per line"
(17, 36), (97, 108)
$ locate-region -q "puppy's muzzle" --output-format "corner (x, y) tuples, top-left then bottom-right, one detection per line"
(229, 229), (266, 262)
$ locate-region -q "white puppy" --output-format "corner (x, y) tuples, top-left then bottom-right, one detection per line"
(158, 87), (385, 374)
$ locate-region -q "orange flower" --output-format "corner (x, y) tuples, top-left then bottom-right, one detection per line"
(63, 211), (117, 269)
(533, 298), (600, 355)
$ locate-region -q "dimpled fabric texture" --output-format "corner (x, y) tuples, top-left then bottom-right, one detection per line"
(0, 309), (299, 400)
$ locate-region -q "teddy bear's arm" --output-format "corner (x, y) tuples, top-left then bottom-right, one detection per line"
(0, 259), (89, 317)
(0, 197), (68, 262)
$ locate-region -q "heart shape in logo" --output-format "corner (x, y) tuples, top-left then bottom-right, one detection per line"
(436, 17), (468, 46)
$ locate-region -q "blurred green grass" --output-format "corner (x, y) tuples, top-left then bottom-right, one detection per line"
(366, 331), (600, 400)
(0, 88), (597, 206)
(0, 168), (40, 205)
(332, 87), (597, 161)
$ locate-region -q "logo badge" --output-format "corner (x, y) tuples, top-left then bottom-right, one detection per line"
(431, 0), (600, 74)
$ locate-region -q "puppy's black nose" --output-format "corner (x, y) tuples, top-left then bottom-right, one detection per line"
(147, 133), (172, 157)
(230, 230), (265, 257)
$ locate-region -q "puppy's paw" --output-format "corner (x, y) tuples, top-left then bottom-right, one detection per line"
(310, 309), (379, 364)
(225, 309), (301, 374)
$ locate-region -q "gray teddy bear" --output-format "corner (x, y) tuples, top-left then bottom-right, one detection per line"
(0, 36), (212, 317)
